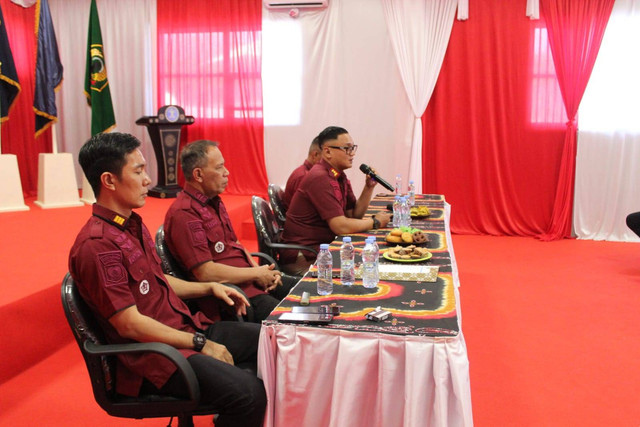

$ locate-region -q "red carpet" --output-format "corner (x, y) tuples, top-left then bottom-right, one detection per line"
(1, 196), (639, 425)
(453, 235), (640, 426)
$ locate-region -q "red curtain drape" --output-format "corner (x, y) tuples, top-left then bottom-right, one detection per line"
(156, 0), (267, 196)
(1, 0), (52, 196)
(538, 0), (615, 240)
(422, 0), (565, 236)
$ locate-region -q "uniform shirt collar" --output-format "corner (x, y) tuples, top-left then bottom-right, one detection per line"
(183, 182), (222, 211)
(92, 203), (141, 231)
(303, 159), (314, 170)
(320, 159), (344, 180)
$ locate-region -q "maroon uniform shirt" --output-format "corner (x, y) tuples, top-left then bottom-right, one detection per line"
(69, 204), (212, 397)
(283, 159), (314, 210)
(280, 159), (357, 263)
(164, 183), (267, 302)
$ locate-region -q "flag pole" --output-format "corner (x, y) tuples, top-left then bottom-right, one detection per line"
(51, 122), (58, 154)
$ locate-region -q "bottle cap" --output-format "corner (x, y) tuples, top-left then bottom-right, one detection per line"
(409, 180), (414, 184)
(320, 244), (330, 250)
(343, 236), (352, 243)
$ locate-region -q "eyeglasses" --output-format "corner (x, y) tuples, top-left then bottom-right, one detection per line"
(326, 145), (358, 155)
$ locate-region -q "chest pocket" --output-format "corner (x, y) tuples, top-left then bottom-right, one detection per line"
(203, 219), (224, 243)
(128, 256), (152, 283)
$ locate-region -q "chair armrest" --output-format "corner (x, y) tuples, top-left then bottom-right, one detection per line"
(266, 242), (318, 256)
(250, 251), (277, 266)
(83, 341), (199, 402)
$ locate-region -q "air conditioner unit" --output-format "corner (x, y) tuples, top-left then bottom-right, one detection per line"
(264, 0), (328, 9)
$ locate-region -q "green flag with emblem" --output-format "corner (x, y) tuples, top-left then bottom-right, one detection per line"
(84, 0), (115, 135)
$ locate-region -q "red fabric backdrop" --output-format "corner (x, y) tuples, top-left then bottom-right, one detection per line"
(1, 0), (52, 196)
(156, 0), (267, 196)
(538, 0), (615, 240)
(422, 0), (566, 236)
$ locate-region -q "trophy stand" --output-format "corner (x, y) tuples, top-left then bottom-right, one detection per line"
(136, 105), (194, 198)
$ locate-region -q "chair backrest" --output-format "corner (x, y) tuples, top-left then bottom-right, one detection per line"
(268, 184), (286, 230)
(155, 224), (189, 279)
(60, 272), (121, 410)
(251, 196), (282, 261)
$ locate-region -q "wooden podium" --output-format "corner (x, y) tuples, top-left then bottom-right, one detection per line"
(136, 105), (194, 198)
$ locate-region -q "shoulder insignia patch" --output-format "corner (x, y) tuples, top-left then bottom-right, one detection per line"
(97, 251), (128, 287)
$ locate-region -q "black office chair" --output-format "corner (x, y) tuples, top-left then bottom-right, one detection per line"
(61, 272), (218, 427)
(251, 196), (317, 272)
(268, 183), (287, 230)
(155, 224), (190, 280)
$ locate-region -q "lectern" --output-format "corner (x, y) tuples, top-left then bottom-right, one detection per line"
(136, 105), (194, 198)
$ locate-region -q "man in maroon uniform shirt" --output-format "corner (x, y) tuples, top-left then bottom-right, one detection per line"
(280, 126), (391, 275)
(69, 133), (266, 427)
(282, 137), (322, 210)
(164, 140), (294, 322)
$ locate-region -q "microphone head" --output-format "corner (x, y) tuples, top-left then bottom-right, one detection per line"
(359, 163), (371, 174)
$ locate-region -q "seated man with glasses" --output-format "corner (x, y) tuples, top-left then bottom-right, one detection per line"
(280, 126), (391, 275)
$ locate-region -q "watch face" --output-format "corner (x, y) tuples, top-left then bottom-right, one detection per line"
(193, 332), (206, 350)
(165, 106), (180, 122)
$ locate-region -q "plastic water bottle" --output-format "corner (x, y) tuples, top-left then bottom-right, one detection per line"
(316, 244), (333, 295)
(408, 180), (416, 207)
(392, 195), (401, 228)
(366, 236), (380, 283)
(395, 174), (403, 195)
(400, 196), (411, 227)
(340, 236), (355, 286)
(362, 239), (379, 289)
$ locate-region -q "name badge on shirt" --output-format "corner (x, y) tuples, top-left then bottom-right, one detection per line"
(214, 241), (225, 253)
(139, 280), (150, 295)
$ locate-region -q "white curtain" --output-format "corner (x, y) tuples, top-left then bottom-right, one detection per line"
(574, 0), (640, 241)
(380, 0), (458, 193)
(50, 0), (157, 187)
(262, 0), (414, 198)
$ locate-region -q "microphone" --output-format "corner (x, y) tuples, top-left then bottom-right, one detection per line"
(359, 164), (395, 192)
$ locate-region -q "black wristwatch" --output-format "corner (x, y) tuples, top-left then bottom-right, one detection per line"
(371, 215), (380, 230)
(193, 332), (207, 352)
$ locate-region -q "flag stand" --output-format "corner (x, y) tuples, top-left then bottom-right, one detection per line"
(0, 107), (29, 212)
(34, 124), (83, 209)
(0, 154), (29, 212)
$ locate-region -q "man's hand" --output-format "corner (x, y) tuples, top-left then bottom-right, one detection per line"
(254, 264), (282, 292)
(364, 169), (379, 188)
(211, 283), (249, 316)
(201, 340), (234, 365)
(375, 211), (392, 228)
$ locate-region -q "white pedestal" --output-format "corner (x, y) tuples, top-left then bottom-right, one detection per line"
(34, 152), (84, 209)
(80, 175), (96, 205)
(0, 154), (29, 212)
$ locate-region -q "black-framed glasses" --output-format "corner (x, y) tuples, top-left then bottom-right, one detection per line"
(327, 145), (358, 155)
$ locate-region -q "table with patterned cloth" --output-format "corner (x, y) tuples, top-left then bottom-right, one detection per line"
(257, 194), (473, 427)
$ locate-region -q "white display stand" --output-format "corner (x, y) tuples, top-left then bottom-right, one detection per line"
(80, 175), (96, 204)
(0, 154), (29, 212)
(34, 152), (83, 209)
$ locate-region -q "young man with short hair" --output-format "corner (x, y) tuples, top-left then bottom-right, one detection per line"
(69, 132), (266, 427)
